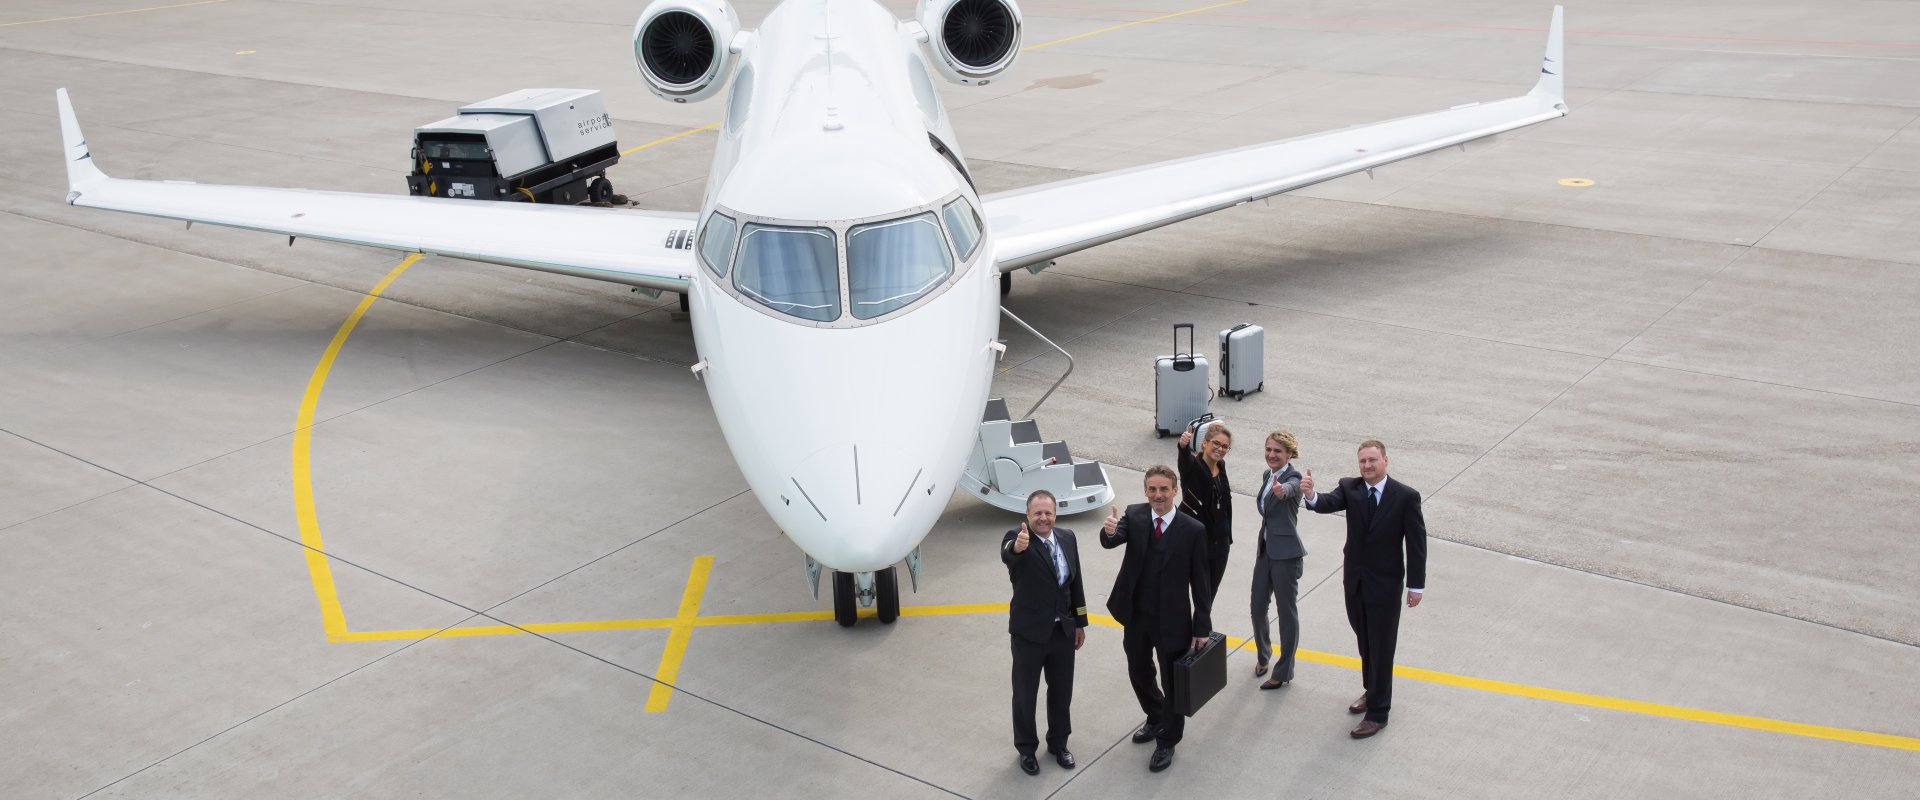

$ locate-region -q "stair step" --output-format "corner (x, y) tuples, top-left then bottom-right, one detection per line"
(1073, 462), (1107, 489)
(1010, 420), (1041, 445)
(1041, 441), (1071, 464)
(983, 398), (1010, 423)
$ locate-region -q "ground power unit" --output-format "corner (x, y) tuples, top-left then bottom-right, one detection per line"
(407, 88), (624, 205)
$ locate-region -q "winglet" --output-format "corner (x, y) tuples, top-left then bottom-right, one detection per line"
(56, 88), (108, 199)
(1528, 6), (1565, 109)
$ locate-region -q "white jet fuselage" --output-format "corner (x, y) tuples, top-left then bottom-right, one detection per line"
(687, 0), (999, 572)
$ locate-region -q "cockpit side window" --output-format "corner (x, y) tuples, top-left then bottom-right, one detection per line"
(698, 212), (737, 277)
(941, 197), (983, 262)
(847, 212), (954, 320)
(733, 224), (841, 322)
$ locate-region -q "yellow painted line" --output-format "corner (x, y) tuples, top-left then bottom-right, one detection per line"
(621, 122), (720, 156)
(646, 556), (715, 712)
(1022, 0), (1249, 52)
(0, 0), (229, 29)
(292, 254), (421, 642)
(1558, 177), (1596, 187)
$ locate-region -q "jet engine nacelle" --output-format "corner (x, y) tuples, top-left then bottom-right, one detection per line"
(917, 0), (1022, 85)
(633, 0), (741, 103)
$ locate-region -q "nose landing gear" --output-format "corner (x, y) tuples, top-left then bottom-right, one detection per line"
(830, 566), (902, 627)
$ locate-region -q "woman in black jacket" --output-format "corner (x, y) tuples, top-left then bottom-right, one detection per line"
(1176, 421), (1234, 602)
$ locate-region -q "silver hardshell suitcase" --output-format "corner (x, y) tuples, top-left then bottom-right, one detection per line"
(1218, 323), (1264, 400)
(1155, 323), (1211, 438)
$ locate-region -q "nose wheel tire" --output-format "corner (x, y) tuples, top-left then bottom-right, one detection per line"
(876, 566), (900, 624)
(832, 571), (857, 627)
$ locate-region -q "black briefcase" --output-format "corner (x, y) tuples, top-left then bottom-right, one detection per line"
(1171, 632), (1227, 717)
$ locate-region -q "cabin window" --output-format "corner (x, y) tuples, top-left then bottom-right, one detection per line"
(941, 197), (983, 261)
(847, 212), (953, 320)
(698, 212), (737, 277)
(733, 224), (840, 322)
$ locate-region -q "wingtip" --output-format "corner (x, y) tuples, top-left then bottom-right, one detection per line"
(56, 87), (107, 196)
(1529, 5), (1567, 109)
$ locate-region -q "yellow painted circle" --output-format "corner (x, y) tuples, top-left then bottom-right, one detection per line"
(1558, 177), (1595, 187)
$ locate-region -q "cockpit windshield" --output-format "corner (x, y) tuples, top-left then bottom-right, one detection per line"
(847, 212), (954, 320)
(732, 224), (840, 322)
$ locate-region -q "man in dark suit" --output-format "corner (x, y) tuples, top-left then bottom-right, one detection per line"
(1002, 490), (1088, 776)
(1100, 465), (1212, 772)
(1301, 439), (1427, 739)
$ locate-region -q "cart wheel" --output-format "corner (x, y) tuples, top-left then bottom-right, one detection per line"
(588, 177), (614, 204)
(1155, 429), (1166, 439)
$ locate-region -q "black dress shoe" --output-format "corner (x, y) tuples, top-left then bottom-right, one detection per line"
(1131, 720), (1160, 744)
(1049, 748), (1075, 769)
(1019, 754), (1039, 776)
(1148, 746), (1174, 772)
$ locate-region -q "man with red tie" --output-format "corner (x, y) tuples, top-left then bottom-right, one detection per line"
(1101, 465), (1213, 773)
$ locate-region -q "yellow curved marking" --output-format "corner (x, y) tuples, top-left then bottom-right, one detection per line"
(1559, 177), (1596, 187)
(1023, 0), (1250, 52)
(0, 0), (229, 28)
(293, 254), (421, 641)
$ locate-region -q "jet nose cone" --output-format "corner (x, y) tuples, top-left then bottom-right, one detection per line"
(780, 440), (938, 572)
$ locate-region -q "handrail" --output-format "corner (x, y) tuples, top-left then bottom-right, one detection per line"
(999, 306), (1074, 420)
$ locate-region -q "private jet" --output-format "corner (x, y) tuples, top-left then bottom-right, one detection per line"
(55, 0), (1568, 626)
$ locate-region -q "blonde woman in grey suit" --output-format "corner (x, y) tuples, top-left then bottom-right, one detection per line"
(1252, 430), (1305, 689)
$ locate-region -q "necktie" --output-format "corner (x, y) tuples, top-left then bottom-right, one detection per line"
(1154, 517), (1164, 539)
(1039, 537), (1063, 585)
(1369, 486), (1379, 507)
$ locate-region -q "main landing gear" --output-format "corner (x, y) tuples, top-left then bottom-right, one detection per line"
(830, 566), (901, 627)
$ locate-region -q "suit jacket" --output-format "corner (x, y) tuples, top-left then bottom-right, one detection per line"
(1099, 504), (1213, 648)
(1002, 526), (1089, 644)
(1305, 476), (1427, 600)
(1257, 464), (1306, 560)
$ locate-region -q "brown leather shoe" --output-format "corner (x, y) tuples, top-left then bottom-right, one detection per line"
(1348, 693), (1368, 714)
(1351, 719), (1387, 739)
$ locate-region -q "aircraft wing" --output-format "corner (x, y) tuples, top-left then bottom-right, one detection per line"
(55, 89), (695, 293)
(983, 6), (1568, 273)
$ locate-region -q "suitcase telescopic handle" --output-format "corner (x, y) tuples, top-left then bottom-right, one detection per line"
(1174, 323), (1194, 360)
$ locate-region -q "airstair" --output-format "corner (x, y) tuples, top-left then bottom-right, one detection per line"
(959, 308), (1114, 515)
(960, 399), (1114, 513)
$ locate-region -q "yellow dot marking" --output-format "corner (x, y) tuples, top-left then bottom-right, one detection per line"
(1559, 177), (1596, 187)
(234, 50), (255, 55)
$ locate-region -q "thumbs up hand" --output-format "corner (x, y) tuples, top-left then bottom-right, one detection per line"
(1301, 468), (1314, 496)
(1014, 522), (1030, 553)
(1102, 506), (1120, 536)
